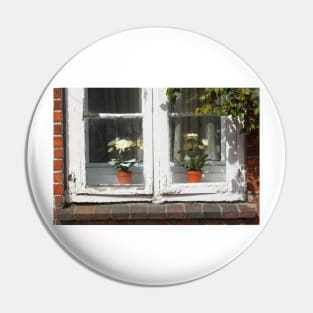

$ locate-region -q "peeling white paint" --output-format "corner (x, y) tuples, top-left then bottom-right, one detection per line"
(66, 88), (246, 203)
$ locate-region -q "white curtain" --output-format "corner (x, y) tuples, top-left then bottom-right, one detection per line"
(170, 89), (221, 163)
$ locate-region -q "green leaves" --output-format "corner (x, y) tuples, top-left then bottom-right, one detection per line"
(111, 158), (139, 172)
(182, 152), (209, 170)
(179, 136), (210, 170)
(166, 88), (181, 106)
(167, 88), (260, 135)
(108, 139), (140, 172)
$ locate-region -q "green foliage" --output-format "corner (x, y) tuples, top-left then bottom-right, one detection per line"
(166, 88), (181, 106)
(183, 153), (209, 171)
(167, 88), (260, 134)
(107, 138), (140, 172)
(110, 157), (138, 172)
(179, 134), (210, 170)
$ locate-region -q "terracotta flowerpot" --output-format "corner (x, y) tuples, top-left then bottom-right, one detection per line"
(116, 171), (132, 184)
(186, 170), (203, 183)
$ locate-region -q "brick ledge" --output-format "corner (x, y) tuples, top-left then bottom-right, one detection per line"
(56, 202), (259, 225)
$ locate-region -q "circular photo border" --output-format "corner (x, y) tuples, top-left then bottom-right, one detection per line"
(27, 27), (285, 286)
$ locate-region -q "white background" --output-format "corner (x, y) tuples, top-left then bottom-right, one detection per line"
(0, 0), (312, 312)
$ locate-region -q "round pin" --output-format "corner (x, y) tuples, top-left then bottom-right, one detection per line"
(27, 27), (285, 285)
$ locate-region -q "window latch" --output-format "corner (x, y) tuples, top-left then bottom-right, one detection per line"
(68, 173), (76, 182)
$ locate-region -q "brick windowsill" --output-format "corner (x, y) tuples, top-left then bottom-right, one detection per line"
(55, 202), (259, 225)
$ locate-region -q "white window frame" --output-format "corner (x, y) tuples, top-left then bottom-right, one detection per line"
(66, 88), (153, 203)
(66, 88), (246, 203)
(152, 88), (246, 202)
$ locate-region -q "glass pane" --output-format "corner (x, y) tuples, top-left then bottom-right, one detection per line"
(169, 88), (214, 113)
(87, 88), (142, 113)
(85, 118), (143, 185)
(87, 119), (142, 163)
(169, 116), (222, 163)
(168, 88), (225, 184)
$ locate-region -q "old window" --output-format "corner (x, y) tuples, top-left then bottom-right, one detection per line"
(85, 88), (144, 185)
(66, 88), (245, 203)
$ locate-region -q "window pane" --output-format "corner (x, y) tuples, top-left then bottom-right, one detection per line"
(169, 88), (211, 113)
(85, 118), (143, 185)
(87, 119), (142, 163)
(87, 88), (142, 113)
(168, 88), (225, 184)
(169, 116), (222, 163)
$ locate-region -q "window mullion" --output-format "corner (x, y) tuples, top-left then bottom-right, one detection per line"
(152, 88), (170, 201)
(141, 88), (153, 194)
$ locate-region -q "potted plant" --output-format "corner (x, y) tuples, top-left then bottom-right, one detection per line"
(107, 138), (140, 184)
(179, 133), (210, 183)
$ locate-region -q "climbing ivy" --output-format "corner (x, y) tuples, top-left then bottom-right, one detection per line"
(166, 88), (259, 135)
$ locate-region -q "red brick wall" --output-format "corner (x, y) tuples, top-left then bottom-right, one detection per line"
(246, 131), (260, 214)
(53, 88), (65, 218)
